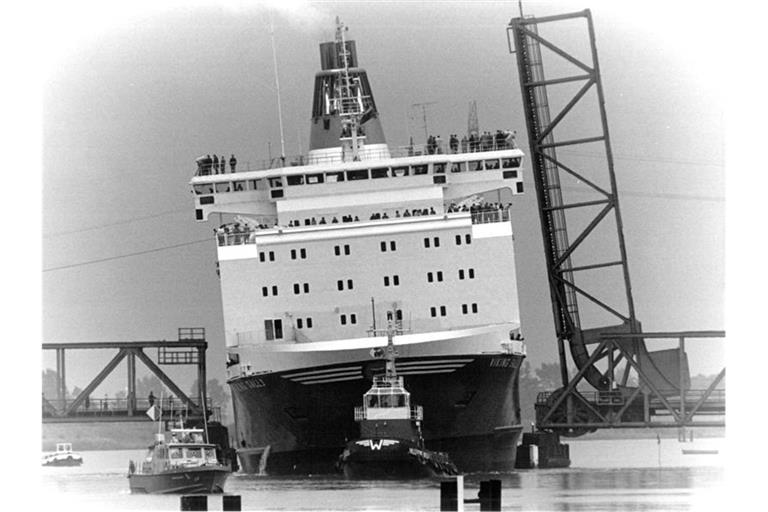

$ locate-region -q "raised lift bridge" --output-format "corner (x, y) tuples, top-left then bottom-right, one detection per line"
(42, 328), (215, 424)
(507, 9), (724, 437)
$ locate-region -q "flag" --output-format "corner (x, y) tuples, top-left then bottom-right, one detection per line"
(146, 405), (161, 421)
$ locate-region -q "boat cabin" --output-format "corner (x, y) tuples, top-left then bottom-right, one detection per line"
(140, 428), (219, 473)
(355, 376), (423, 421)
(55, 443), (74, 454)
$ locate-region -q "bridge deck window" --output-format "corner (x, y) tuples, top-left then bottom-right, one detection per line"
(326, 171), (345, 182)
(392, 166), (409, 177)
(485, 159), (500, 169)
(215, 183), (230, 193)
(470, 160), (483, 171)
(371, 168), (389, 179)
(347, 169), (369, 181)
(433, 163), (446, 173)
(287, 175), (304, 186)
(413, 164), (428, 175)
(502, 157), (521, 168)
(306, 173), (324, 184)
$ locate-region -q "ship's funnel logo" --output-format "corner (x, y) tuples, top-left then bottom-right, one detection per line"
(356, 439), (398, 450)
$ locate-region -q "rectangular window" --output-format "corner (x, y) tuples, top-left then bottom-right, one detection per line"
(269, 251), (275, 261)
(393, 275), (399, 286)
(470, 160), (483, 171)
(297, 318), (303, 329)
(472, 303), (478, 313)
(430, 307), (437, 317)
(390, 241), (396, 251)
(413, 164), (428, 175)
(485, 159), (499, 169)
(466, 234), (472, 244)
(434, 237), (440, 247)
(262, 286), (268, 296)
(346, 169), (369, 181)
(344, 244), (350, 255)
(265, 319), (283, 340)
(272, 285), (278, 296)
(334, 245), (341, 256)
(437, 271), (443, 282)
(350, 314), (357, 324)
(306, 173), (324, 184)
(455, 235), (462, 245)
(337, 280), (344, 291)
(303, 283), (309, 293)
(259, 252), (265, 262)
(371, 167), (389, 179)
(516, 182), (524, 193)
(286, 175), (304, 186)
(427, 272), (434, 283)
(424, 237), (430, 248)
(306, 318), (313, 328)
(340, 314), (347, 325)
(384, 276), (390, 287)
(300, 248), (307, 259)
(291, 249), (297, 260)
(462, 304), (468, 314)
(347, 279), (353, 290)
(392, 166), (409, 177)
(293, 283), (300, 295)
(469, 268), (475, 279)
(326, 171), (345, 182)
(459, 269), (465, 280)
(440, 306), (447, 317)
(215, 182), (231, 193)
(433, 163), (446, 173)
(380, 241), (387, 252)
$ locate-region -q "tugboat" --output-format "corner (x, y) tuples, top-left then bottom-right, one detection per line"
(338, 311), (459, 479)
(42, 443), (83, 467)
(128, 421), (231, 494)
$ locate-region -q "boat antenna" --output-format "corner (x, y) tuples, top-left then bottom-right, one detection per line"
(518, 0), (524, 17)
(158, 390), (164, 436)
(269, 11), (286, 165)
(201, 383), (210, 443)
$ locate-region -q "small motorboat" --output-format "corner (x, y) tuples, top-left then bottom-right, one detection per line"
(128, 425), (231, 494)
(337, 314), (459, 479)
(42, 443), (83, 467)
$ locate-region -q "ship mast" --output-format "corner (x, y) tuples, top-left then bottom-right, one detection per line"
(335, 17), (363, 161)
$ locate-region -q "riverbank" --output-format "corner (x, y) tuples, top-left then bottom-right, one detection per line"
(43, 422), (724, 451)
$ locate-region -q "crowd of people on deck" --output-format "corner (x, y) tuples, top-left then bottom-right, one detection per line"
(424, 130), (516, 155)
(214, 202), (515, 246)
(196, 154), (238, 175)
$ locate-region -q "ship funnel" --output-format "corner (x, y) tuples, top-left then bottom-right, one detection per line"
(308, 20), (389, 163)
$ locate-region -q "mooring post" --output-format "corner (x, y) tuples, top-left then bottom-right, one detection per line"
(180, 495), (207, 511)
(441, 478), (458, 511)
(222, 494), (242, 511)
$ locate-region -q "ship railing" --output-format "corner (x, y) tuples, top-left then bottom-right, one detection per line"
(214, 207), (512, 247)
(194, 140), (519, 176)
(536, 388), (726, 407)
(43, 396), (213, 417)
(354, 405), (424, 421)
(469, 207), (511, 225)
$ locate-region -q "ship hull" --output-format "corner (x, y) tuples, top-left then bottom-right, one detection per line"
(230, 352), (524, 475)
(128, 467), (230, 494)
(339, 439), (458, 479)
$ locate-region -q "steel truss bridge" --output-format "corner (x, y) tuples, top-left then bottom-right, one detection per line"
(507, 10), (724, 437)
(42, 328), (216, 424)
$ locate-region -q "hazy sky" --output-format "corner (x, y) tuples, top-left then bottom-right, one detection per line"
(38, 0), (725, 397)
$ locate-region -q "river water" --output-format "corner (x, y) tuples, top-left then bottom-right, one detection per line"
(39, 437), (726, 511)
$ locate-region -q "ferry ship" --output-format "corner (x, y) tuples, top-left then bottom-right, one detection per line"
(190, 19), (527, 474)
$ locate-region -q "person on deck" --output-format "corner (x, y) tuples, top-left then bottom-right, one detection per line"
(229, 154), (237, 172)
